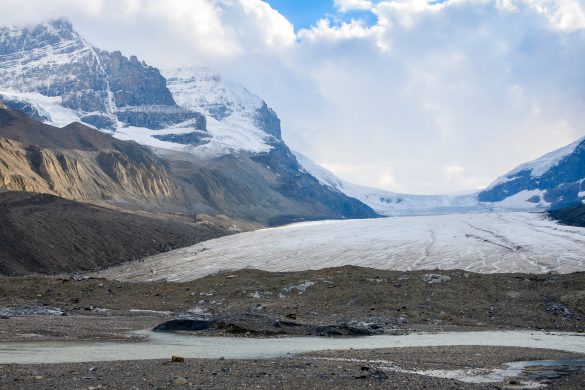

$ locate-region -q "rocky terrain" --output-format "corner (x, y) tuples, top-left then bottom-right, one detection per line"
(1, 266), (583, 339)
(1, 346), (583, 390)
(1, 266), (584, 389)
(0, 191), (232, 276)
(0, 108), (186, 209)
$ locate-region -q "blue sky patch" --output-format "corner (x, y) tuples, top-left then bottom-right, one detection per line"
(266, 0), (378, 31)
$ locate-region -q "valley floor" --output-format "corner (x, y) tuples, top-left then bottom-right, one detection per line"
(1, 266), (584, 388)
(1, 346), (584, 389)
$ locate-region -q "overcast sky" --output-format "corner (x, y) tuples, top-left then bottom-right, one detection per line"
(1, 0), (585, 194)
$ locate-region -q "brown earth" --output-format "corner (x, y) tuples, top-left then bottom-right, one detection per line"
(0, 192), (231, 276)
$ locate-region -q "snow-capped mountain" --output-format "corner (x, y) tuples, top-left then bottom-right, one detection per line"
(0, 19), (203, 133)
(297, 134), (585, 216)
(479, 136), (585, 210)
(0, 19), (377, 224)
(161, 67), (280, 157)
(0, 19), (286, 160)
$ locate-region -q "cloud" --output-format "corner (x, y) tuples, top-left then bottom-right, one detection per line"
(1, 0), (585, 194)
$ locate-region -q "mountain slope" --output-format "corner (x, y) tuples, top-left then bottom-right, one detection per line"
(548, 204), (585, 228)
(0, 191), (228, 276)
(0, 108), (183, 209)
(0, 19), (204, 131)
(479, 137), (585, 210)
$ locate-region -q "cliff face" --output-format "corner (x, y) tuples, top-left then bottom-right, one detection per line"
(0, 108), (183, 208)
(0, 137), (180, 206)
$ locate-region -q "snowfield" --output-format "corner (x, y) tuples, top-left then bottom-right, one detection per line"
(100, 212), (585, 282)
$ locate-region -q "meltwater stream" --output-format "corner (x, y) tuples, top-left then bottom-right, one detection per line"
(1, 330), (584, 364)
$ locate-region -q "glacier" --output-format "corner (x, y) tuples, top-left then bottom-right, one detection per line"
(99, 212), (585, 282)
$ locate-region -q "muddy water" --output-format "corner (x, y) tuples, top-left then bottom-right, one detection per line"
(0, 330), (584, 365)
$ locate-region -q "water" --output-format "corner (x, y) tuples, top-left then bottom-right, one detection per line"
(0, 330), (584, 365)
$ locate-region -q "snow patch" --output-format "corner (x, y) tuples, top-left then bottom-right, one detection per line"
(484, 189), (550, 211)
(0, 90), (82, 127)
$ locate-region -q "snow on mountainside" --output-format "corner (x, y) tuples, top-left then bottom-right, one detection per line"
(296, 132), (585, 215)
(0, 20), (280, 158)
(0, 19), (202, 134)
(162, 67), (278, 157)
(479, 136), (585, 209)
(294, 151), (483, 216)
(488, 137), (584, 187)
(0, 19), (379, 223)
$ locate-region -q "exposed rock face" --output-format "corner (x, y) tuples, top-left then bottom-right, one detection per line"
(548, 204), (585, 228)
(479, 138), (585, 209)
(251, 141), (377, 225)
(0, 137), (179, 205)
(254, 102), (281, 139)
(105, 51), (175, 108)
(0, 109), (182, 208)
(115, 105), (205, 130)
(152, 131), (210, 146)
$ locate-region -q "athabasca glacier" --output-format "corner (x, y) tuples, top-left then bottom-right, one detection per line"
(100, 212), (585, 282)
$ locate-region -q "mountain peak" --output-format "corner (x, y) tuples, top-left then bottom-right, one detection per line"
(41, 18), (74, 32)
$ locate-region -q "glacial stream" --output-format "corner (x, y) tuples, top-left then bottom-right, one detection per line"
(0, 330), (584, 365)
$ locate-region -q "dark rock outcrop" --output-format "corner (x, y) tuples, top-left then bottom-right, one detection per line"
(254, 102), (281, 139)
(152, 314), (384, 337)
(153, 319), (216, 332)
(152, 131), (211, 146)
(548, 204), (585, 227)
(115, 106), (206, 130)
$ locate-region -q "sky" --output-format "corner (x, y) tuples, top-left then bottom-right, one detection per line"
(1, 0), (585, 195)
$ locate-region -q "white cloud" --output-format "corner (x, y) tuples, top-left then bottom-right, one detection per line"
(1, 0), (585, 194)
(523, 0), (585, 31)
